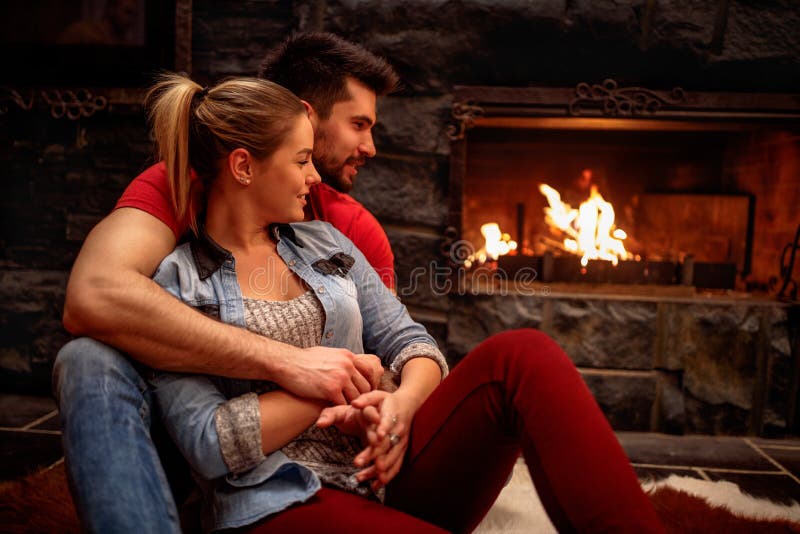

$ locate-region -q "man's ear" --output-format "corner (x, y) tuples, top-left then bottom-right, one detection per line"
(301, 100), (319, 128)
(227, 148), (253, 185)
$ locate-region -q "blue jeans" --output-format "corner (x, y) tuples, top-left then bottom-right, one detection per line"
(53, 338), (181, 533)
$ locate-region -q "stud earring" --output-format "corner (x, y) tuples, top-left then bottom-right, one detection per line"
(238, 176), (251, 185)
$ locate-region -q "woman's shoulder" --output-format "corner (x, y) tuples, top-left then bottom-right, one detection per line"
(290, 220), (352, 248)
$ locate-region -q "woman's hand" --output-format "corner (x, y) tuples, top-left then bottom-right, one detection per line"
(350, 390), (418, 490)
(315, 402), (381, 444)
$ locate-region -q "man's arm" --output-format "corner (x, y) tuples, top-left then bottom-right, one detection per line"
(63, 207), (373, 402)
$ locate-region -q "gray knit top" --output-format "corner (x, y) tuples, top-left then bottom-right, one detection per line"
(213, 291), (447, 502)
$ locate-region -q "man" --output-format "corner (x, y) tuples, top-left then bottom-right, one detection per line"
(54, 33), (400, 532)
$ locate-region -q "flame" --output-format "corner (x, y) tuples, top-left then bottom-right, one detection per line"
(539, 183), (632, 266)
(466, 222), (517, 267)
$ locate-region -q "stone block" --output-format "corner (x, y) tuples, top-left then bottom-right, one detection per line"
(581, 371), (656, 431)
(653, 370), (685, 434)
(386, 228), (449, 312)
(374, 96), (453, 156)
(0, 271), (70, 392)
(351, 154), (447, 227)
(684, 393), (750, 435)
(447, 294), (544, 359)
(548, 298), (656, 369)
(193, 1), (294, 79)
(763, 305), (793, 435)
(665, 304), (761, 411)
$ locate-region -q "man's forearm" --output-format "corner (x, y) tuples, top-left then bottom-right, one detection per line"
(66, 270), (291, 379)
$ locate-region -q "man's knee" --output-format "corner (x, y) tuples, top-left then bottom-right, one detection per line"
(53, 337), (140, 401)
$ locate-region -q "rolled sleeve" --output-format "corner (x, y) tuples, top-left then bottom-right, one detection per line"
(215, 392), (266, 475)
(389, 342), (449, 379)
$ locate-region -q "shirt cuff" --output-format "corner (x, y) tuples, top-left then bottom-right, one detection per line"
(214, 392), (265, 475)
(389, 342), (449, 380)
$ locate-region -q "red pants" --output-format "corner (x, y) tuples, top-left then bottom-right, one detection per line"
(247, 329), (663, 533)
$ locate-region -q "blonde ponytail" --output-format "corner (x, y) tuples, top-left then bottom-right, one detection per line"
(145, 73), (305, 235)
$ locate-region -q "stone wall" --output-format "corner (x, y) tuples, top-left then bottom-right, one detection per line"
(1, 1), (798, 435)
(447, 293), (794, 436)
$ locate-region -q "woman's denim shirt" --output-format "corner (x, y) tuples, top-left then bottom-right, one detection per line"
(151, 220), (446, 531)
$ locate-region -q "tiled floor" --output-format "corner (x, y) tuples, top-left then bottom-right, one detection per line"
(3, 392), (800, 509)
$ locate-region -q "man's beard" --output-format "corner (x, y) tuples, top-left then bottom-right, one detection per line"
(313, 128), (365, 194)
(315, 156), (353, 193)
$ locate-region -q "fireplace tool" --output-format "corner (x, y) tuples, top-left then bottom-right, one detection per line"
(774, 223), (800, 302)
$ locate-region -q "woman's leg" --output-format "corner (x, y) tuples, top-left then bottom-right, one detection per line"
(385, 329), (662, 534)
(243, 488), (448, 534)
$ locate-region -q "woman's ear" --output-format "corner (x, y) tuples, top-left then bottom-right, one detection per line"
(228, 148), (252, 186)
(301, 100), (318, 129)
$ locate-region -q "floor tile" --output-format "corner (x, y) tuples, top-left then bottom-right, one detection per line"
(705, 472), (800, 506)
(0, 430), (63, 481)
(0, 393), (57, 428)
(633, 466), (704, 482)
(751, 437), (800, 448)
(757, 446), (800, 480)
(32, 412), (61, 431)
(617, 432), (776, 471)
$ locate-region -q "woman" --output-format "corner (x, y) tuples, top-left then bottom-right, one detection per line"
(147, 74), (664, 533)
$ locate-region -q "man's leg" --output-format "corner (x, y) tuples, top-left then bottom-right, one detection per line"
(386, 329), (663, 534)
(53, 338), (181, 533)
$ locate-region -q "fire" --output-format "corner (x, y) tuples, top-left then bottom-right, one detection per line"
(539, 183), (632, 266)
(465, 222), (517, 268)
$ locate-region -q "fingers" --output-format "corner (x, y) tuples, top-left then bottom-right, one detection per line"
(353, 354), (382, 390)
(376, 408), (400, 439)
(349, 370), (372, 397)
(350, 390), (388, 409)
(375, 449), (405, 489)
(361, 405), (381, 426)
(315, 405), (347, 427)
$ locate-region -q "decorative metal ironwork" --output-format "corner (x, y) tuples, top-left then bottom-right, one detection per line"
(447, 103), (484, 141)
(1, 87), (108, 120)
(568, 79), (686, 117)
(0, 87), (34, 114)
(41, 89), (108, 120)
(772, 223), (800, 301)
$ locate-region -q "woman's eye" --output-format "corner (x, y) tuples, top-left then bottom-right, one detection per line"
(298, 160), (310, 166)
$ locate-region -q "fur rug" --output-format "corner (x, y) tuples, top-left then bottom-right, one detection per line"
(0, 460), (79, 534)
(475, 461), (800, 533)
(3, 460), (800, 533)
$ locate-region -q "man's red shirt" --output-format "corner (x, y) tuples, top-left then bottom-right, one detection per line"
(115, 163), (395, 289)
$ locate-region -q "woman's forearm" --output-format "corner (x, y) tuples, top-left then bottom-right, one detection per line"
(258, 390), (327, 454)
(394, 357), (442, 412)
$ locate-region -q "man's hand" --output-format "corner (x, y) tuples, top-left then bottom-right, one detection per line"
(354, 353), (383, 390)
(275, 347), (379, 405)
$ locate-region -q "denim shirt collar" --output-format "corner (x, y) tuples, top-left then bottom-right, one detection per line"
(189, 224), (304, 281)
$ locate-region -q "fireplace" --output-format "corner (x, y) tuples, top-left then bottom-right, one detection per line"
(444, 82), (800, 437)
(447, 81), (800, 295)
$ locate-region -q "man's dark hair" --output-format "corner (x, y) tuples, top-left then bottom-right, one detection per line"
(258, 32), (400, 119)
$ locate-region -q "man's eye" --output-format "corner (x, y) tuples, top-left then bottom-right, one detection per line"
(353, 122), (365, 129)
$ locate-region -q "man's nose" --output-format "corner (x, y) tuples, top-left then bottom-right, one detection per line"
(358, 133), (376, 158)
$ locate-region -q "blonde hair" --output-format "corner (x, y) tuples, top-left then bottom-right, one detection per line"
(145, 73), (305, 234)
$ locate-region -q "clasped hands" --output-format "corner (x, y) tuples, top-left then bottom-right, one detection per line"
(315, 356), (412, 490)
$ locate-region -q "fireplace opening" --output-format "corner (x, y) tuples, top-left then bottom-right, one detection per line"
(449, 86), (800, 295)
(462, 122), (758, 289)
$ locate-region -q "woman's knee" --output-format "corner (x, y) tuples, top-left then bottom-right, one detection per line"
(465, 328), (576, 378)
